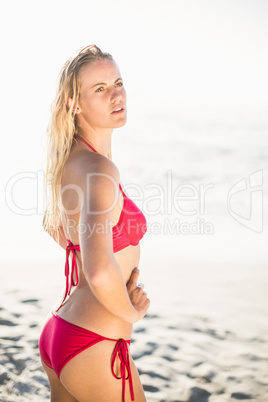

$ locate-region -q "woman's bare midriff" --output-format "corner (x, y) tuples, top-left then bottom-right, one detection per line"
(56, 243), (141, 340)
(56, 143), (140, 339)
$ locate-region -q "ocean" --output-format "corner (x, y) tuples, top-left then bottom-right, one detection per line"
(2, 101), (267, 266)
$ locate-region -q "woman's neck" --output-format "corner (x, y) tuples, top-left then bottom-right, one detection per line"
(77, 127), (113, 159)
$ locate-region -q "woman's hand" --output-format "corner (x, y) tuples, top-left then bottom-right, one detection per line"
(127, 268), (150, 320)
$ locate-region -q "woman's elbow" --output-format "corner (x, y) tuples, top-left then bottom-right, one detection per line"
(83, 264), (111, 291)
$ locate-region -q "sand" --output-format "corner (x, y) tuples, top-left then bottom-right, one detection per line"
(0, 258), (268, 402)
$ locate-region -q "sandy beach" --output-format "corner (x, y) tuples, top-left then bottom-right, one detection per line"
(1, 255), (267, 402)
(1, 0), (268, 399)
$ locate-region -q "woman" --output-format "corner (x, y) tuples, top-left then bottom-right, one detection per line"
(39, 45), (150, 402)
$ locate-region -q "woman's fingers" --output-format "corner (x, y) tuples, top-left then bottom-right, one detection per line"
(126, 268), (140, 290)
(126, 268), (150, 319)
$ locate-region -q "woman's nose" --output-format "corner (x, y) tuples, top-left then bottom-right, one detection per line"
(111, 88), (122, 102)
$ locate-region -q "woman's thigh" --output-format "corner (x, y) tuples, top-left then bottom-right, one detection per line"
(60, 340), (146, 402)
(41, 360), (78, 402)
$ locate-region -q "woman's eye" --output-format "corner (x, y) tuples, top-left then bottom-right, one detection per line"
(95, 87), (104, 93)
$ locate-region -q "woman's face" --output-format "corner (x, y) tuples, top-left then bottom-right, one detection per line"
(77, 59), (127, 130)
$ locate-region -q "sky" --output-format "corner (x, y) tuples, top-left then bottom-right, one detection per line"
(1, 0), (268, 106)
(0, 0), (267, 260)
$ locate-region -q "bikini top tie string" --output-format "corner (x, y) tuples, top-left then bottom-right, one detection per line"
(111, 339), (134, 402)
(58, 240), (80, 309)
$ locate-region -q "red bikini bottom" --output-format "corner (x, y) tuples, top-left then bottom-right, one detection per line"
(39, 311), (134, 402)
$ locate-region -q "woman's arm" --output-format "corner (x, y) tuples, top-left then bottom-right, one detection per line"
(77, 156), (149, 323)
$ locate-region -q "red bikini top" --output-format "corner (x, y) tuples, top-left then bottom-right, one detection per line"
(113, 182), (147, 252)
(76, 135), (147, 252)
(56, 135), (147, 310)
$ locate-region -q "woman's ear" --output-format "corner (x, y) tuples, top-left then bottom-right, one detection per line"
(67, 98), (81, 114)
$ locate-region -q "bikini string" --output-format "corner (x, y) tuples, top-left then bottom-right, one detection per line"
(59, 240), (80, 309)
(111, 339), (134, 402)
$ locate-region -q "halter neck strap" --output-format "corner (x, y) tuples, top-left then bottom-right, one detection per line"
(76, 135), (98, 153)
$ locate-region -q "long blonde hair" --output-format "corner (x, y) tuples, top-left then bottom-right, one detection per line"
(43, 45), (113, 238)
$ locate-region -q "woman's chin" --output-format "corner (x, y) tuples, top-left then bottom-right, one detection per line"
(113, 117), (127, 129)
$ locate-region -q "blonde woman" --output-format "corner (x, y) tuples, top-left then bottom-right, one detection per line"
(39, 45), (150, 402)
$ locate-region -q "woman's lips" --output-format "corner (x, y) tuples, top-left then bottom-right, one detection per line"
(112, 108), (124, 114)
(111, 105), (125, 114)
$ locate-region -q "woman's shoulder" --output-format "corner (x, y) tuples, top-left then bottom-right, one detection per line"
(63, 145), (120, 187)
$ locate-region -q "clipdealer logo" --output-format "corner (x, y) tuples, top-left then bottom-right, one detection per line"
(227, 170), (263, 233)
(5, 169), (264, 234)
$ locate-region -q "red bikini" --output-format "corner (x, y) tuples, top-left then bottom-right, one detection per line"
(39, 136), (147, 402)
(39, 312), (134, 402)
